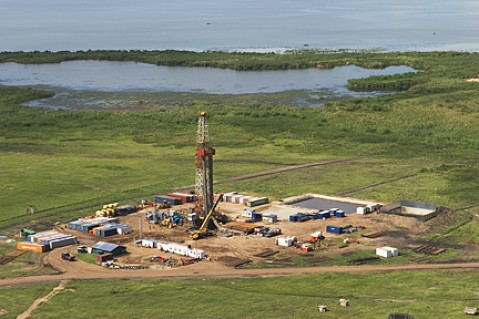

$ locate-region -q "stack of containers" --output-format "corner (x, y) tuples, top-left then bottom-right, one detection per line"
(231, 194), (242, 204)
(96, 225), (118, 237)
(18, 230), (77, 252)
(116, 224), (133, 235)
(239, 196), (252, 205)
(166, 192), (196, 204)
(66, 220), (84, 231)
(223, 192), (237, 202)
(289, 213), (309, 222)
(67, 216), (120, 233)
(67, 218), (131, 236)
(318, 210), (331, 219)
(154, 195), (182, 206)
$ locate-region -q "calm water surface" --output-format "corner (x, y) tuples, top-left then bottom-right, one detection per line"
(0, 61), (415, 94)
(0, 0), (478, 52)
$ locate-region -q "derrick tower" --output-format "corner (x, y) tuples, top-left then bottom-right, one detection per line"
(195, 112), (215, 215)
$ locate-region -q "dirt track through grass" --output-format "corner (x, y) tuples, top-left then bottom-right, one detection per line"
(16, 280), (68, 319)
(174, 157), (359, 192)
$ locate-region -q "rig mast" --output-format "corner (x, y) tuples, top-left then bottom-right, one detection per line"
(195, 112), (215, 215)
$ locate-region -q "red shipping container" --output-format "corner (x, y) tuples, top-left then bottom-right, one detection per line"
(97, 253), (114, 264)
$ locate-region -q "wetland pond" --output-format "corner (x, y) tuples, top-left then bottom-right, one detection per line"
(0, 61), (415, 109)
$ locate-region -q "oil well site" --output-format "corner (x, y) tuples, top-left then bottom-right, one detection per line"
(11, 112), (456, 272)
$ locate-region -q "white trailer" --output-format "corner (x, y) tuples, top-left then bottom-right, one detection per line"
(157, 242), (205, 259)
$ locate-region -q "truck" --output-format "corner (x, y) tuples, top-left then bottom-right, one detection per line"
(61, 252), (76, 261)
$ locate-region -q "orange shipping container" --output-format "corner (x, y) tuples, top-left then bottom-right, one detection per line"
(16, 242), (47, 253)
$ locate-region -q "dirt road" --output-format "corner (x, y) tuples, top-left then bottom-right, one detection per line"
(2, 247), (479, 287)
(16, 280), (68, 319)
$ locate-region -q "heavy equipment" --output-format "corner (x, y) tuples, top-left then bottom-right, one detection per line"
(95, 203), (119, 217)
(155, 201), (171, 209)
(190, 194), (223, 240)
(160, 213), (183, 228)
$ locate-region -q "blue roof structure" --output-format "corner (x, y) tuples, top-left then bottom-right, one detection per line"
(92, 241), (121, 252)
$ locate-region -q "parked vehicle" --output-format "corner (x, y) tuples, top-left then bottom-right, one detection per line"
(61, 252), (76, 261)
(77, 245), (88, 253)
(264, 228), (282, 237)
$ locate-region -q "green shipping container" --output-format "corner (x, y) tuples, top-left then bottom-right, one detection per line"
(246, 197), (269, 207)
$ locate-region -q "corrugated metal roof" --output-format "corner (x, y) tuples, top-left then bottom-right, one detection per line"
(92, 241), (122, 252)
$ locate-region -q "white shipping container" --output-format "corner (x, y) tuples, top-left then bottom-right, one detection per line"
(275, 236), (297, 247)
(242, 209), (255, 218)
(376, 246), (399, 258)
(262, 214), (277, 223)
(356, 207), (366, 215)
(142, 239), (157, 248)
(239, 196), (251, 205)
(223, 192), (237, 202)
(230, 195), (241, 203)
(117, 226), (133, 235)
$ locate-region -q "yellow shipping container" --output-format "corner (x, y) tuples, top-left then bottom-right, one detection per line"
(16, 242), (47, 253)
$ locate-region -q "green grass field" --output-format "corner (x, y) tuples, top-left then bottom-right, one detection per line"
(1, 50), (479, 317)
(7, 270), (474, 319)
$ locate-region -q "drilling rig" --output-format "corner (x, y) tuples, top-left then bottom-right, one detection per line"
(194, 112), (215, 216)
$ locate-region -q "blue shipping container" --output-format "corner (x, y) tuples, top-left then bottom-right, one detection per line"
(326, 225), (343, 234)
(322, 212), (331, 218)
(335, 210), (345, 218)
(96, 227), (118, 237)
(251, 212), (262, 221)
(154, 196), (182, 206)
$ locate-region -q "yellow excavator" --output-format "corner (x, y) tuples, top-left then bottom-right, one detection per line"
(190, 194), (223, 240)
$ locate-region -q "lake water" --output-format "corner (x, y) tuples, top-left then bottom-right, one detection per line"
(0, 61), (415, 109)
(0, 61), (415, 94)
(1, 0), (478, 52)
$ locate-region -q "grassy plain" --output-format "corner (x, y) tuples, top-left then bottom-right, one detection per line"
(17, 270), (478, 319)
(1, 51), (479, 231)
(0, 282), (57, 319)
(1, 50), (479, 318)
